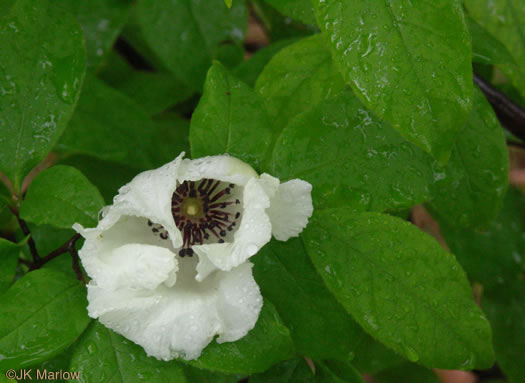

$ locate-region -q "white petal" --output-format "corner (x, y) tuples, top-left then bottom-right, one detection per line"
(78, 216), (179, 289)
(266, 178), (313, 241)
(99, 153), (185, 249)
(193, 177), (272, 276)
(177, 155), (257, 186)
(87, 262), (262, 361)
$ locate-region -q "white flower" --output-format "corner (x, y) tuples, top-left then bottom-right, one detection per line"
(74, 153), (313, 361)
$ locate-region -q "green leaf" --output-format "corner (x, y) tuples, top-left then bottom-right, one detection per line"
(255, 34), (346, 136)
(468, 17), (516, 66)
(302, 210), (495, 369)
(428, 87), (509, 228)
(0, 238), (22, 293)
(252, 238), (365, 360)
(269, 89), (434, 212)
(56, 76), (159, 170)
(0, 0), (86, 190)
(0, 269), (90, 370)
(233, 38), (296, 87)
(374, 363), (440, 383)
(70, 321), (187, 383)
(52, 0), (133, 71)
(114, 71), (193, 116)
(483, 284), (525, 383)
(313, 0), (473, 162)
(190, 300), (294, 374)
(136, 0), (247, 91)
(351, 334), (405, 374)
(190, 62), (272, 169)
(319, 360), (365, 383)
(183, 366), (243, 383)
(151, 113), (191, 166)
(438, 187), (525, 292)
(224, 0), (232, 8)
(263, 0), (316, 25)
(20, 165), (105, 229)
(465, 0), (525, 98)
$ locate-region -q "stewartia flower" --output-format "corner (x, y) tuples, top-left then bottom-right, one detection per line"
(74, 153), (313, 361)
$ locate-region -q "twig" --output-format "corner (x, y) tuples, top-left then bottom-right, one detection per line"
(8, 205), (40, 262)
(30, 233), (81, 270)
(474, 73), (525, 142)
(70, 245), (87, 283)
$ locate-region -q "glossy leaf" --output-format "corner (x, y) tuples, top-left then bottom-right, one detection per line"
(53, 0), (132, 70)
(255, 34), (346, 136)
(136, 0), (247, 91)
(303, 210), (495, 369)
(313, 0), (473, 162)
(438, 188), (525, 292)
(264, 0), (316, 25)
(428, 87), (509, 228)
(0, 0), (86, 190)
(483, 285), (525, 383)
(183, 366), (242, 383)
(190, 62), (272, 169)
(189, 300), (294, 374)
(20, 165), (105, 229)
(465, 0), (525, 98)
(0, 269), (90, 370)
(57, 76), (158, 170)
(0, 238), (22, 293)
(70, 321), (188, 383)
(468, 17), (516, 66)
(351, 334), (405, 374)
(252, 238), (366, 360)
(269, 89), (434, 212)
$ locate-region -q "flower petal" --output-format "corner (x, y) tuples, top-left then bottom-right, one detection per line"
(77, 216), (179, 290)
(87, 261), (262, 361)
(99, 153), (185, 249)
(193, 177), (272, 279)
(265, 177), (313, 241)
(177, 155), (257, 186)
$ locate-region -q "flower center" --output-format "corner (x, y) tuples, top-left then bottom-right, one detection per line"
(171, 179), (242, 258)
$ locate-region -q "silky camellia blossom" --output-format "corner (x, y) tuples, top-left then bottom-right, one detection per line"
(74, 153), (313, 361)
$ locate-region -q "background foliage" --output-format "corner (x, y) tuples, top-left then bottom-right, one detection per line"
(0, 0), (524, 382)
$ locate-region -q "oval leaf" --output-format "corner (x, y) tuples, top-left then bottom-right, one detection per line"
(0, 0), (86, 190)
(302, 210), (495, 369)
(0, 269), (90, 370)
(264, 0), (316, 25)
(20, 165), (105, 229)
(269, 89), (434, 212)
(190, 62), (272, 169)
(313, 0), (473, 162)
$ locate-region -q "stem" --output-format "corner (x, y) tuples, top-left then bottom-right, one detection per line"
(70, 245), (86, 283)
(8, 205), (40, 262)
(30, 233), (81, 270)
(474, 73), (525, 142)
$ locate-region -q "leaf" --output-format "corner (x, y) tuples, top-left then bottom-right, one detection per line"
(269, 89), (434, 212)
(190, 62), (272, 170)
(0, 269), (91, 370)
(52, 0), (133, 70)
(351, 334), (405, 374)
(483, 284), (525, 383)
(465, 0), (525, 98)
(20, 165), (105, 229)
(189, 300), (294, 374)
(114, 71), (193, 116)
(302, 210), (495, 369)
(183, 366), (243, 383)
(467, 17), (516, 66)
(374, 363), (440, 383)
(56, 76), (159, 170)
(263, 0), (316, 25)
(233, 38), (297, 87)
(428, 87), (509, 228)
(136, 0), (248, 91)
(0, 0), (86, 190)
(0, 238), (22, 293)
(313, 0), (473, 162)
(224, 0), (232, 8)
(252, 238), (365, 360)
(255, 34), (346, 136)
(69, 321), (188, 383)
(319, 360), (365, 383)
(438, 187), (525, 293)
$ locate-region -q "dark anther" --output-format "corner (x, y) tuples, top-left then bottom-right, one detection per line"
(152, 228), (159, 233)
(219, 239), (225, 243)
(225, 188), (231, 195)
(160, 232), (168, 240)
(235, 212), (241, 219)
(147, 220), (153, 226)
(229, 184), (234, 188)
(220, 230), (226, 237)
(235, 199), (240, 204)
